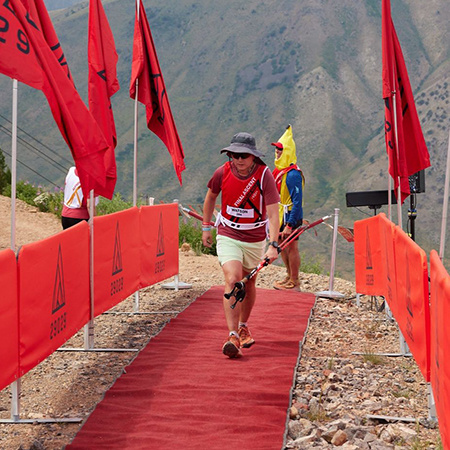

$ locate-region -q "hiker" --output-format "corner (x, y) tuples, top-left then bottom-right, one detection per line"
(271, 125), (305, 291)
(202, 132), (280, 358)
(61, 166), (95, 229)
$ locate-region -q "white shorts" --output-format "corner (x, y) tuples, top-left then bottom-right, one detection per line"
(216, 235), (265, 271)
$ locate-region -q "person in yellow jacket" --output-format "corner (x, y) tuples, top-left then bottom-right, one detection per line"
(271, 125), (305, 291)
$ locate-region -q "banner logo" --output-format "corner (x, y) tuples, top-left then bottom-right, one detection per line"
(365, 227), (372, 270)
(52, 245), (66, 314)
(405, 249), (414, 342)
(111, 221), (124, 296)
(155, 212), (166, 274)
(383, 226), (393, 301)
(157, 213), (165, 257)
(50, 245), (67, 340)
(365, 226), (374, 286)
(112, 222), (123, 275)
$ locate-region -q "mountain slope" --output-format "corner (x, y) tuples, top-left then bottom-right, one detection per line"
(1, 0), (449, 276)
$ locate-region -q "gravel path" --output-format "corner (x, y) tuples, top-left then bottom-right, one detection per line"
(0, 197), (442, 449)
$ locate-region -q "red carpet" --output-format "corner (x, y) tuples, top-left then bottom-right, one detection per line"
(66, 286), (315, 450)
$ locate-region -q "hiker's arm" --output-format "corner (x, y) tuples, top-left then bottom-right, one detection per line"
(202, 189), (218, 248)
(264, 202), (280, 263)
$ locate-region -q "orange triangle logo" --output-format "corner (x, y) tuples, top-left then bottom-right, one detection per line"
(157, 213), (165, 257)
(365, 226), (373, 270)
(112, 221), (123, 275)
(52, 245), (66, 314)
(405, 248), (413, 318)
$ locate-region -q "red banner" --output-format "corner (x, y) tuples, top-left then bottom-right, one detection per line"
(393, 226), (430, 381)
(18, 222), (90, 377)
(378, 213), (398, 315)
(140, 204), (179, 288)
(382, 0), (430, 203)
(0, 249), (19, 390)
(92, 208), (140, 317)
(0, 0), (108, 194)
(88, 0), (120, 199)
(129, 0), (185, 184)
(24, 0), (72, 81)
(430, 250), (450, 449)
(354, 215), (386, 296)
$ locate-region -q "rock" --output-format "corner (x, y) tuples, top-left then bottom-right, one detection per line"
(29, 441), (45, 450)
(288, 420), (303, 439)
(321, 425), (339, 443)
(289, 405), (298, 419)
(331, 429), (348, 446)
(379, 424), (418, 444)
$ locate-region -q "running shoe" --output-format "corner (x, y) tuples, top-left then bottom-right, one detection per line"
(238, 325), (255, 348)
(222, 335), (243, 358)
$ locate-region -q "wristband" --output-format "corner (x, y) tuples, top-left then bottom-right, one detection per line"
(202, 226), (211, 232)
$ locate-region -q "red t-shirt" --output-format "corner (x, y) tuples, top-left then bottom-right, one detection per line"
(207, 162), (280, 242)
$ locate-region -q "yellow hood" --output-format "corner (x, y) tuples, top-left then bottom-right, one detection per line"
(274, 125), (297, 170)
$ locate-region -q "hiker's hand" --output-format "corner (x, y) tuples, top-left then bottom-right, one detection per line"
(202, 230), (213, 247)
(281, 225), (293, 240)
(264, 245), (279, 263)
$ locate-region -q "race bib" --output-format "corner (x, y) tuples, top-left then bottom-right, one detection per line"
(226, 205), (254, 219)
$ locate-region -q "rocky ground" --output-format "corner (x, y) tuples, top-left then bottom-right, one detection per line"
(0, 196), (442, 449)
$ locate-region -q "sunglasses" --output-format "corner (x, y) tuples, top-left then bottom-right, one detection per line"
(227, 152), (251, 160)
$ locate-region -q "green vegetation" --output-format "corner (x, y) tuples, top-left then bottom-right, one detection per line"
(361, 348), (385, 365)
(179, 219), (217, 256)
(300, 252), (323, 275)
(410, 436), (443, 450)
(0, 148), (11, 194)
(3, 180), (64, 217)
(96, 193), (134, 216)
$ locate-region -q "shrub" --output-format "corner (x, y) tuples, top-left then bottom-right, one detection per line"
(4, 180), (40, 205)
(0, 148), (11, 194)
(34, 189), (64, 217)
(96, 193), (134, 216)
(179, 219), (217, 256)
(300, 253), (323, 274)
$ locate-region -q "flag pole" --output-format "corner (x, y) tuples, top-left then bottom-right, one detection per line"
(133, 0), (140, 208)
(392, 89), (402, 228)
(10, 78), (21, 421)
(388, 176), (392, 221)
(439, 130), (450, 261)
(84, 190), (95, 349)
(132, 0), (140, 311)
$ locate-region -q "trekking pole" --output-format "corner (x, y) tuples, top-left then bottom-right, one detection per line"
(179, 204), (215, 227)
(225, 215), (332, 308)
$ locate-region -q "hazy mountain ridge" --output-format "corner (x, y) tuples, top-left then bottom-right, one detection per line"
(2, 0), (450, 276)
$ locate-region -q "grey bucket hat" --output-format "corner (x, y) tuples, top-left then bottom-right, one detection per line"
(220, 132), (265, 158)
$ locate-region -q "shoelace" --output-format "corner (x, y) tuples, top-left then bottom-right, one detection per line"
(239, 327), (249, 338)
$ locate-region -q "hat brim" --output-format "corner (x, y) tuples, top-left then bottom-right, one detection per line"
(271, 142), (283, 149)
(220, 143), (265, 158)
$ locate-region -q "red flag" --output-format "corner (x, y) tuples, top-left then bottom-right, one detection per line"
(88, 0), (120, 199)
(382, 0), (430, 203)
(22, 0), (72, 81)
(0, 0), (108, 194)
(129, 0), (185, 185)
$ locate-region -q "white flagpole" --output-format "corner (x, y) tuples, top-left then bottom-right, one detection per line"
(10, 78), (20, 421)
(392, 90), (402, 228)
(84, 190), (95, 349)
(439, 130), (450, 261)
(133, 0), (140, 311)
(133, 0), (140, 208)
(10, 80), (18, 252)
(388, 176), (392, 221)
